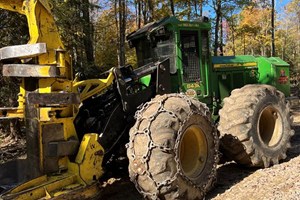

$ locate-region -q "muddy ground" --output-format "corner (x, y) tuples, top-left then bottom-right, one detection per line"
(0, 110), (299, 199)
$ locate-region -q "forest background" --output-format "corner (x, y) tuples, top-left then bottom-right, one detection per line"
(0, 0), (299, 108)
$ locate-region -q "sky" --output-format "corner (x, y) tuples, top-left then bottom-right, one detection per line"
(201, 0), (292, 19)
(277, 0), (291, 12)
(95, 0), (294, 22)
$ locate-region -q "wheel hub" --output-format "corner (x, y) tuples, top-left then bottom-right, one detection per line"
(179, 125), (208, 179)
(258, 106), (283, 147)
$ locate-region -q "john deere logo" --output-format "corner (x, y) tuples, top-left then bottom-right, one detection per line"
(186, 89), (197, 98)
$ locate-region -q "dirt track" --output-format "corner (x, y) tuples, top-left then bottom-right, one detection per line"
(0, 111), (299, 199)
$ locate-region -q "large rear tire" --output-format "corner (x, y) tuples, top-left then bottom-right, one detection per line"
(127, 94), (219, 199)
(218, 85), (294, 167)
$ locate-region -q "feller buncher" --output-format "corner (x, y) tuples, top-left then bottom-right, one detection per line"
(0, 0), (294, 199)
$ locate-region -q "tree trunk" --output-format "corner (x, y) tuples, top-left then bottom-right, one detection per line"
(134, 0), (142, 27)
(199, 0), (203, 17)
(243, 34), (246, 55)
(220, 15), (223, 56)
(81, 0), (94, 64)
(142, 2), (147, 24)
(231, 27), (236, 55)
(214, 0), (221, 56)
(137, 0), (142, 28)
(283, 25), (288, 60)
(114, 0), (120, 65)
(271, 0), (275, 56)
(187, 1), (191, 20)
(170, 0), (175, 16)
(194, 0), (198, 17)
(147, 0), (154, 22)
(119, 0), (126, 66)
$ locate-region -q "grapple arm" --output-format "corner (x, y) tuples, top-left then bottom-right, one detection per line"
(0, 1), (106, 199)
(0, 0), (24, 14)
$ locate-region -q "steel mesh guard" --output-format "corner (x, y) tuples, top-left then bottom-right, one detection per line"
(181, 31), (201, 83)
(183, 52), (201, 82)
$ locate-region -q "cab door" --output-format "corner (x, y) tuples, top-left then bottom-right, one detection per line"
(180, 30), (200, 83)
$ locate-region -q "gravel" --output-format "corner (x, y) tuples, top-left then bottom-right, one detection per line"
(207, 109), (300, 200)
(208, 156), (300, 200)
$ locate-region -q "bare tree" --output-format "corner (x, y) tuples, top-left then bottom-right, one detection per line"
(118, 0), (126, 66)
(82, 0), (95, 64)
(213, 0), (222, 56)
(271, 0), (275, 56)
(170, 0), (175, 16)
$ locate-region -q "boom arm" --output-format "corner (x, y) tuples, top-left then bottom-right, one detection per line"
(0, 0), (70, 75)
(0, 0), (24, 14)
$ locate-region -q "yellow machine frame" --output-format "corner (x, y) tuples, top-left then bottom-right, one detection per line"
(0, 0), (115, 199)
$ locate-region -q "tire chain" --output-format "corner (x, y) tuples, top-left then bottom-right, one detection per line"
(126, 93), (219, 200)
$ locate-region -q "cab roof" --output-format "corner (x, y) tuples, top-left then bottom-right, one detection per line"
(127, 16), (210, 42)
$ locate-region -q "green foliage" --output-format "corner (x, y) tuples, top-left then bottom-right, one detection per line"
(50, 0), (103, 77)
(0, 0), (299, 82)
(277, 0), (300, 70)
(94, 9), (119, 71)
(0, 11), (29, 46)
(223, 0), (300, 71)
(0, 10), (28, 107)
(224, 6), (273, 56)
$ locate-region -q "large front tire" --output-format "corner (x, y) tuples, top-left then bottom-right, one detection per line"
(218, 85), (294, 167)
(127, 94), (219, 199)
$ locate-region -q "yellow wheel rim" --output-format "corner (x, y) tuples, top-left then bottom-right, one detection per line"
(258, 106), (283, 147)
(179, 125), (208, 179)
